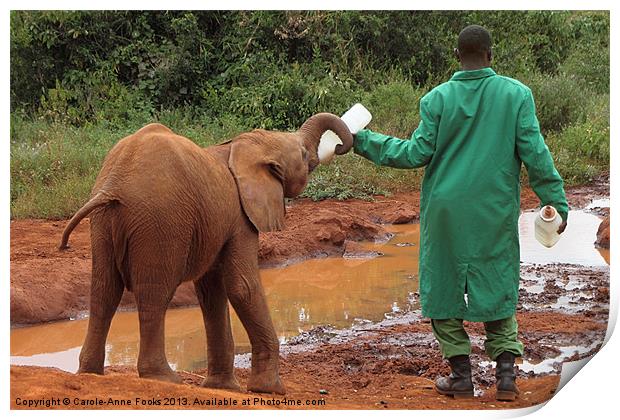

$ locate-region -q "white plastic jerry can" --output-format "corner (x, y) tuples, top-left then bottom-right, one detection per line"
(318, 103), (373, 164)
(534, 205), (563, 248)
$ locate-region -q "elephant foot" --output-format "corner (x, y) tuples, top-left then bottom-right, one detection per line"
(139, 369), (183, 384)
(247, 373), (287, 395)
(77, 360), (104, 375)
(202, 373), (242, 391)
(78, 350), (105, 375)
(77, 367), (104, 376)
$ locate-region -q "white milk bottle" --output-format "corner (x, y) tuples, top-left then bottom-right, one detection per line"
(318, 103), (372, 164)
(534, 205), (563, 248)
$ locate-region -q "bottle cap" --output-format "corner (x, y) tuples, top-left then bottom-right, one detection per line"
(541, 205), (557, 221)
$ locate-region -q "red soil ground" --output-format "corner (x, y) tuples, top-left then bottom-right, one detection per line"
(10, 174), (610, 410)
(15, 309), (593, 410)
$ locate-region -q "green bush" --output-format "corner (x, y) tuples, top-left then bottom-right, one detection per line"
(9, 10), (610, 218)
(12, 10), (607, 125)
(301, 151), (423, 202)
(202, 59), (364, 130)
(545, 94), (609, 184)
(522, 73), (586, 133)
(561, 47), (609, 95)
(37, 71), (155, 128)
(361, 79), (425, 138)
(561, 12), (609, 94)
(301, 165), (389, 202)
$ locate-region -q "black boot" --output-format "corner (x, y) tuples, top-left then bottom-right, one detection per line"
(495, 351), (520, 401)
(435, 355), (474, 399)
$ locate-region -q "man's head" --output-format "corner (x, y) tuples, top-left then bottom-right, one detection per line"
(454, 25), (492, 70)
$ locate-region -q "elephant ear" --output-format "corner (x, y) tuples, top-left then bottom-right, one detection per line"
(228, 137), (285, 232)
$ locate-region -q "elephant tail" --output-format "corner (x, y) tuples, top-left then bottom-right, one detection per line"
(58, 191), (116, 250)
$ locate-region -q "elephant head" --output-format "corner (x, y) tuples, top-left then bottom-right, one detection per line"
(227, 113), (353, 233)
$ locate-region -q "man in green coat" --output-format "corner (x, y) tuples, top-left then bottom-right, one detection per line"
(352, 25), (568, 401)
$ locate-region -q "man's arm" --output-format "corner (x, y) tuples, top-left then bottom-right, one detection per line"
(516, 88), (569, 227)
(353, 97), (438, 169)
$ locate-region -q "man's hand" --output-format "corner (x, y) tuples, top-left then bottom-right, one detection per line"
(557, 220), (567, 234)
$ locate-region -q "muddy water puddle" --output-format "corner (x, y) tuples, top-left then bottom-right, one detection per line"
(478, 341), (601, 376)
(11, 208), (608, 373)
(519, 210), (608, 266)
(11, 225), (421, 372)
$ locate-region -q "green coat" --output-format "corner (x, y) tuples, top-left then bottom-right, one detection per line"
(354, 67), (568, 322)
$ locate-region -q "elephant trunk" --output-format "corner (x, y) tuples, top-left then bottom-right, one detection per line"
(297, 113), (353, 171)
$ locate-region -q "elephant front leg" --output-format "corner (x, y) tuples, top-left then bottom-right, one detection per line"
(225, 262), (286, 395)
(195, 272), (241, 391)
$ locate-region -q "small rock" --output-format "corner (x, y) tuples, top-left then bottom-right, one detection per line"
(64, 381), (81, 390)
(595, 214), (610, 248)
(352, 378), (370, 389)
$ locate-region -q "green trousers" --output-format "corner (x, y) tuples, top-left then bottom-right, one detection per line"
(431, 315), (524, 361)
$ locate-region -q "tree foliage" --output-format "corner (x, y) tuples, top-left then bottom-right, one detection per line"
(11, 10), (609, 130)
(10, 11), (610, 218)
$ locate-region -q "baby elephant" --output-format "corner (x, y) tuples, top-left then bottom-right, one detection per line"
(59, 114), (353, 394)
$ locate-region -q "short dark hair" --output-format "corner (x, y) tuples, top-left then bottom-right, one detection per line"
(457, 25), (492, 57)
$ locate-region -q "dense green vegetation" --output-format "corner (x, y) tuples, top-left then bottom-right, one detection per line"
(11, 11), (609, 218)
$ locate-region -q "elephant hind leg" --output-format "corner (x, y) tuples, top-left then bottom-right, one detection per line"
(133, 275), (182, 384)
(78, 219), (124, 375)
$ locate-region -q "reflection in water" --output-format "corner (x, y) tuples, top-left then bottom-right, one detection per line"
(478, 341), (600, 375)
(11, 225), (421, 372)
(519, 210), (608, 266)
(10, 347), (82, 373)
(586, 198), (610, 209)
